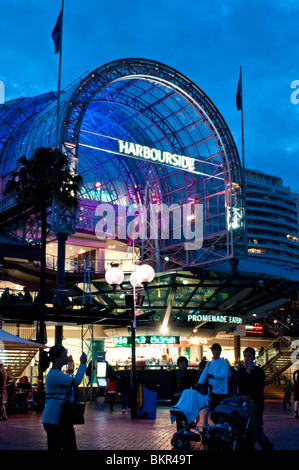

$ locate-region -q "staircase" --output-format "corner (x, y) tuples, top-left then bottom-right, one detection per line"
(1, 324), (40, 379)
(2, 349), (39, 379)
(262, 350), (293, 385)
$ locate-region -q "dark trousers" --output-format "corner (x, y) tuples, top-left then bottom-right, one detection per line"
(108, 392), (116, 411)
(210, 393), (227, 411)
(283, 392), (292, 407)
(43, 423), (77, 451)
(121, 391), (131, 410)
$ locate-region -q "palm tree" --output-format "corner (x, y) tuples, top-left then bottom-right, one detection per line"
(4, 146), (83, 363)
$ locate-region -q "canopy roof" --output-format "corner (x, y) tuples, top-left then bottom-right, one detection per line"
(0, 328), (45, 350)
(92, 262), (298, 335)
(0, 261), (297, 336)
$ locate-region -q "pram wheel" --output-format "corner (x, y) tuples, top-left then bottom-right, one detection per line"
(171, 435), (185, 449)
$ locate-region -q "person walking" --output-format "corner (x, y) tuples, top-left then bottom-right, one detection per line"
(293, 369), (299, 418)
(283, 379), (293, 409)
(119, 370), (131, 412)
(196, 343), (229, 428)
(41, 345), (87, 450)
(236, 346), (273, 449)
(0, 361), (7, 421)
(65, 355), (75, 376)
(105, 372), (118, 411)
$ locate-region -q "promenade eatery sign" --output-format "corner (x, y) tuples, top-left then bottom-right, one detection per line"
(187, 314), (242, 324)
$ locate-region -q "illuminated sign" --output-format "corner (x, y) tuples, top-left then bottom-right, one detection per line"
(118, 140), (195, 171)
(187, 337), (207, 345)
(227, 206), (244, 230)
(245, 325), (263, 334)
(115, 337), (131, 347)
(115, 336), (180, 346)
(150, 336), (179, 345)
(187, 314), (242, 324)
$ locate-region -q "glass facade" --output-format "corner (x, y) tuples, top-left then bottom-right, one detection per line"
(0, 58), (244, 268)
(0, 60), (298, 384)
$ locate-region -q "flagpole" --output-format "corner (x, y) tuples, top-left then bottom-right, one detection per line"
(53, 1), (66, 349)
(240, 67), (245, 173)
(239, 66), (248, 258)
(56, 0), (64, 150)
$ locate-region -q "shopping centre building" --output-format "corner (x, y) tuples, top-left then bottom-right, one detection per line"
(0, 58), (298, 384)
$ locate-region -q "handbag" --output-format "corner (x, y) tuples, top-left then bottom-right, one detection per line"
(59, 379), (85, 425)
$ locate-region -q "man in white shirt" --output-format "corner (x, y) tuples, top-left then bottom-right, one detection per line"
(197, 343), (229, 427)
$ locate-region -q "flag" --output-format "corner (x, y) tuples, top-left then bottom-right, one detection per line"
(52, 10), (62, 54)
(236, 69), (242, 111)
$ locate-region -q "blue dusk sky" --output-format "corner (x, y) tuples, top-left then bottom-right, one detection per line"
(1, 0), (299, 191)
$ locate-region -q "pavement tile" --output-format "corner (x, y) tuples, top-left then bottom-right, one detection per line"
(0, 385), (298, 454)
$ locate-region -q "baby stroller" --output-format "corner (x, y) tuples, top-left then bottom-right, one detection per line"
(170, 389), (210, 449)
(202, 398), (253, 450)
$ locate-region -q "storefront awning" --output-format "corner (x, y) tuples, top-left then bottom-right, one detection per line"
(0, 329), (45, 349)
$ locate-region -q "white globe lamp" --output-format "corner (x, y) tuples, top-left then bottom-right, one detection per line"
(105, 267), (124, 292)
(136, 264), (155, 290)
(130, 271), (143, 288)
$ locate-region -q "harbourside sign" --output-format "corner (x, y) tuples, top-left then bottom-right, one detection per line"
(118, 140), (196, 171)
(187, 314), (242, 324)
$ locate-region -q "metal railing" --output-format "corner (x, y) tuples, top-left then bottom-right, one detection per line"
(45, 254), (136, 274)
(256, 336), (291, 366)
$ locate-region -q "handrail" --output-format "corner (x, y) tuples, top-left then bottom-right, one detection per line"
(266, 315), (290, 330)
(45, 254), (136, 274)
(256, 335), (291, 363)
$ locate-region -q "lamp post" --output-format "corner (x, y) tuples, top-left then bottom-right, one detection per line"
(105, 263), (155, 419)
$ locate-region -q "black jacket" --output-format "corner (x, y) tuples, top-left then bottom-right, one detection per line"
(171, 368), (194, 405)
(236, 365), (265, 408)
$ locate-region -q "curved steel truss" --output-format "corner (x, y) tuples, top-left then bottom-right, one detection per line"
(0, 58), (246, 270)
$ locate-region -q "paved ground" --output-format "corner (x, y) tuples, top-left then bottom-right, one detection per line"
(0, 385), (298, 459)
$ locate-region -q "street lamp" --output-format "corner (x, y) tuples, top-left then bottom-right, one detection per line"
(135, 264), (155, 290)
(105, 267), (124, 292)
(105, 263), (155, 419)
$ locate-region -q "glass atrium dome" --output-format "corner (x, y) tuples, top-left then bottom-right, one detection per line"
(0, 58), (245, 269)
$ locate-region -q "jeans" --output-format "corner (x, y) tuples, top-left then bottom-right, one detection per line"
(121, 391), (131, 410)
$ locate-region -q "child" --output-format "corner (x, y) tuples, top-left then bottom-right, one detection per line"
(105, 373), (118, 411)
(283, 379), (293, 409)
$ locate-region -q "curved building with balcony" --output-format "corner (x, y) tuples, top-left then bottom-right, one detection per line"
(246, 169), (299, 266)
